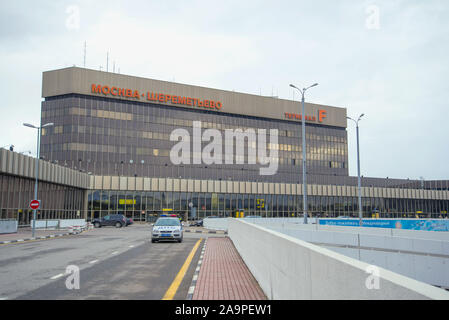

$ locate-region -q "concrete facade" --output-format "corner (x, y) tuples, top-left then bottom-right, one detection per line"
(89, 174), (449, 200)
(42, 67), (347, 128)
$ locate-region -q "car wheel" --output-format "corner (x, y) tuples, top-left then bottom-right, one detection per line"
(94, 222), (100, 228)
(178, 238), (183, 243)
(151, 239), (157, 243)
(115, 222), (122, 228)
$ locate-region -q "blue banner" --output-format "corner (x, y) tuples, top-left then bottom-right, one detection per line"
(318, 219), (449, 231)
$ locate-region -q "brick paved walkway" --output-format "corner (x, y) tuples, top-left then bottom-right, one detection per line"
(192, 237), (266, 300)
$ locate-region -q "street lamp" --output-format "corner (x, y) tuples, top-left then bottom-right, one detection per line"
(346, 114), (364, 226)
(289, 83), (319, 224)
(23, 122), (54, 237)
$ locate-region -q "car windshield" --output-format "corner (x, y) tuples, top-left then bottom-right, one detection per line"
(155, 218), (180, 226)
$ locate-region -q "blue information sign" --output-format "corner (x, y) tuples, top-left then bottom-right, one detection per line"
(318, 219), (449, 231)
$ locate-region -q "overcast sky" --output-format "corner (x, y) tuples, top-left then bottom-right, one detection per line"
(0, 0), (448, 180)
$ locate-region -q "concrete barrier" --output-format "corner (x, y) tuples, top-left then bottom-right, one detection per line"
(246, 220), (449, 288)
(68, 225), (86, 233)
(30, 219), (86, 230)
(203, 217), (229, 231)
(203, 217), (317, 231)
(0, 220), (18, 234)
(252, 218), (449, 241)
(58, 219), (86, 229)
(30, 220), (59, 229)
(228, 218), (449, 300)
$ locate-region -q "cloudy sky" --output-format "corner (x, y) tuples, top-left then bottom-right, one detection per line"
(1, 0), (448, 180)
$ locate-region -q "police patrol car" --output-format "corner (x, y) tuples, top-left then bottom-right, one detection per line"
(151, 215), (183, 243)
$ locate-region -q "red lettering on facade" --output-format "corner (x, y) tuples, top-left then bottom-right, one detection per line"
(102, 86), (110, 95)
(319, 110), (327, 122)
(147, 92), (156, 101)
(178, 96), (186, 104)
(92, 84), (102, 93)
(90, 84), (224, 109)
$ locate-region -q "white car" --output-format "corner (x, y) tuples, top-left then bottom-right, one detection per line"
(151, 217), (183, 243)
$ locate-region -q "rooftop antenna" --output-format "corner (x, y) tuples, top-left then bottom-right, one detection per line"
(113, 61), (115, 73)
(106, 51), (109, 72)
(83, 41), (86, 67)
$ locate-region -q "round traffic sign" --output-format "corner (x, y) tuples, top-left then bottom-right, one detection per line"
(30, 200), (40, 210)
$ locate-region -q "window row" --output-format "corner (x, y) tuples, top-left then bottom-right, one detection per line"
(42, 106), (347, 143)
(86, 190), (449, 220)
(42, 125), (347, 156)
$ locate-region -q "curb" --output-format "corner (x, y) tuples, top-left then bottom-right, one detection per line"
(0, 227), (89, 245)
(184, 229), (228, 235)
(186, 238), (207, 300)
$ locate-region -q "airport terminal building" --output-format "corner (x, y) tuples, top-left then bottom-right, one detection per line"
(1, 67), (448, 223)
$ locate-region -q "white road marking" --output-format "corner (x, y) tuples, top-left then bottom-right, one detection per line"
(50, 273), (64, 280)
(129, 245), (134, 248)
(188, 286), (195, 294)
(0, 297), (8, 300)
(193, 274), (198, 281)
(89, 259), (99, 264)
(111, 251), (119, 255)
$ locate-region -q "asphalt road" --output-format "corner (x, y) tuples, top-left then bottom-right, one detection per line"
(0, 224), (219, 300)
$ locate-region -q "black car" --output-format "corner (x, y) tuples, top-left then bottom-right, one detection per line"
(126, 218), (133, 226)
(92, 214), (126, 228)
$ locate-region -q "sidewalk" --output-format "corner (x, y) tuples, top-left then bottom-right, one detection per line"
(191, 237), (267, 300)
(0, 227), (85, 244)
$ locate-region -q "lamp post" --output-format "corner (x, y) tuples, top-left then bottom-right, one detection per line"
(289, 83), (318, 224)
(346, 114), (364, 226)
(23, 122), (54, 237)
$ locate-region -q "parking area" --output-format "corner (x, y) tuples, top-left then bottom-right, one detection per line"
(0, 224), (223, 300)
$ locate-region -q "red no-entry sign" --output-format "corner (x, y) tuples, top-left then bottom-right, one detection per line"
(30, 200), (40, 210)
